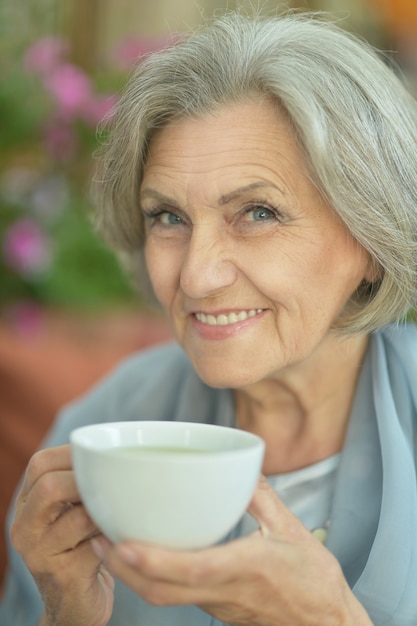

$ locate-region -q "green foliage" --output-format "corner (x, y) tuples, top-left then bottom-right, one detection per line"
(0, 34), (138, 312)
(0, 71), (47, 151)
(41, 202), (138, 308)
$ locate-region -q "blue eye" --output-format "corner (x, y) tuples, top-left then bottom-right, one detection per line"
(142, 209), (184, 227)
(160, 212), (183, 225)
(248, 206), (276, 221)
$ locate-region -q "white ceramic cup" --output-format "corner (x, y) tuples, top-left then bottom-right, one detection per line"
(70, 420), (265, 549)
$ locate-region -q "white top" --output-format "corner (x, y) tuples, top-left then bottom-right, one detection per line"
(239, 454), (340, 536)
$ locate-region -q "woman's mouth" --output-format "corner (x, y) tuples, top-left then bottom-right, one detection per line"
(194, 308), (264, 326)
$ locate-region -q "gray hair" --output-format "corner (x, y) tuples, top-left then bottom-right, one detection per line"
(93, 10), (417, 333)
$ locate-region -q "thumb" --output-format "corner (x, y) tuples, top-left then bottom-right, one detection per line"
(247, 475), (308, 540)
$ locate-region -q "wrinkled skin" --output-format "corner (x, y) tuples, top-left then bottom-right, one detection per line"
(11, 446), (114, 626)
(11, 445), (371, 626)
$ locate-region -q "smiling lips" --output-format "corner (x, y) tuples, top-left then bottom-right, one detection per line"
(194, 309), (264, 326)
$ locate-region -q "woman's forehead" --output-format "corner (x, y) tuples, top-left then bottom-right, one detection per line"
(143, 100), (308, 181)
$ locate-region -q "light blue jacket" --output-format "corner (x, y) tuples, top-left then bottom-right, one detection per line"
(1, 324), (416, 625)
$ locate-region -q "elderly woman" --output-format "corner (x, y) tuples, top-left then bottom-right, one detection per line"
(1, 10), (417, 626)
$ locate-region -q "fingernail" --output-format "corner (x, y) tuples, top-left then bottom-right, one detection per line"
(91, 535), (112, 560)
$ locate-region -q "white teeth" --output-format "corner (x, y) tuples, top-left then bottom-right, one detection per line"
(217, 314), (229, 326)
(195, 309), (263, 326)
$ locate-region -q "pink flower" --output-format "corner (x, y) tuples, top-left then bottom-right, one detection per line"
(23, 37), (67, 75)
(44, 63), (93, 119)
(81, 93), (119, 126)
(3, 219), (52, 276)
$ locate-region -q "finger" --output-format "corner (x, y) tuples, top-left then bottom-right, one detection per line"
(98, 534), (291, 611)
(96, 539), (234, 607)
(32, 537), (109, 590)
(14, 503), (102, 579)
(18, 445), (72, 502)
(247, 475), (309, 540)
(103, 533), (262, 588)
(103, 556), (213, 607)
(43, 504), (100, 554)
(17, 468), (82, 526)
(12, 480), (96, 563)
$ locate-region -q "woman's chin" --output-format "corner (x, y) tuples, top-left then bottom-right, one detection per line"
(190, 358), (266, 390)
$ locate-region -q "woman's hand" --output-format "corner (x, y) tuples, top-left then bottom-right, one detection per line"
(93, 475), (372, 626)
(11, 445), (114, 626)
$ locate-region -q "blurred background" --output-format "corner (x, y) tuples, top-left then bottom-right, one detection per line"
(1, 0), (417, 326)
(0, 0), (416, 592)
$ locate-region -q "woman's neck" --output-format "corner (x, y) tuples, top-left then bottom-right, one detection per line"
(234, 332), (369, 475)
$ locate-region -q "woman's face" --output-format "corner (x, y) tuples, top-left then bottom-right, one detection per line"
(140, 100), (371, 389)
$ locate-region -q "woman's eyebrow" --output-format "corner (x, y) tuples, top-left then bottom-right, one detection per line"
(140, 188), (180, 209)
(219, 182), (285, 205)
(140, 182), (285, 207)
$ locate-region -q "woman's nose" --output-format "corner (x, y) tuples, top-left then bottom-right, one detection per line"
(180, 228), (238, 299)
